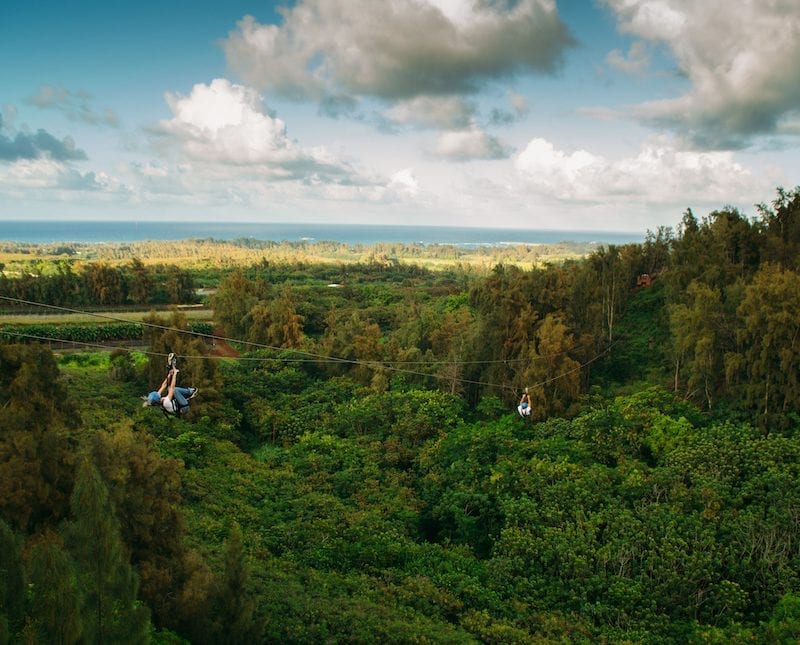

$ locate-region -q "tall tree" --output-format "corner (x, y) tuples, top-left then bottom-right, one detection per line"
(589, 245), (633, 343)
(0, 344), (77, 530)
(734, 264), (800, 431)
(26, 533), (83, 644)
(66, 460), (150, 644)
(210, 522), (262, 644)
(0, 519), (25, 641)
(521, 313), (581, 419)
(165, 265), (196, 304)
(246, 285), (305, 349)
(83, 262), (127, 305)
(757, 186), (800, 270)
(89, 423), (190, 627)
(210, 269), (263, 339)
(668, 281), (727, 409)
(127, 258), (153, 305)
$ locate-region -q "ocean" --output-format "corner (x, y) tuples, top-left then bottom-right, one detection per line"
(0, 219), (644, 247)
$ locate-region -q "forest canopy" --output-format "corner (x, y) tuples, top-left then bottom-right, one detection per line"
(1, 187), (800, 643)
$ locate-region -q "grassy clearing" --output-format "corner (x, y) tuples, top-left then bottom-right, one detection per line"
(0, 307), (214, 325)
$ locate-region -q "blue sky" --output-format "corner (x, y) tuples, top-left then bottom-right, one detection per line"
(1, 0), (798, 233)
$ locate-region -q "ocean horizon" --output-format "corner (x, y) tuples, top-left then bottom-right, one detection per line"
(0, 219), (644, 247)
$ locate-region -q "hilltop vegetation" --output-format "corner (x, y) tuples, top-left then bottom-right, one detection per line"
(0, 235), (600, 278)
(1, 187), (800, 643)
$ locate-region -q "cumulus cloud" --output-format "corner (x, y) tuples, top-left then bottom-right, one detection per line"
(151, 78), (360, 182)
(0, 114), (88, 162)
(603, 0), (800, 147)
(25, 84), (119, 127)
(515, 135), (765, 205)
(432, 128), (512, 161)
(222, 0), (574, 106)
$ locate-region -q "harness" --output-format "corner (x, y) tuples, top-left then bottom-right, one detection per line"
(161, 398), (189, 419)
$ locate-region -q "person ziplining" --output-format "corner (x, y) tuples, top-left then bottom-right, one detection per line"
(517, 388), (532, 418)
(142, 352), (198, 418)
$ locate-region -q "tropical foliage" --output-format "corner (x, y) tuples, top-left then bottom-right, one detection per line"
(1, 187), (800, 642)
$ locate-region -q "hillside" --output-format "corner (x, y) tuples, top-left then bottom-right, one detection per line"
(2, 188), (800, 643)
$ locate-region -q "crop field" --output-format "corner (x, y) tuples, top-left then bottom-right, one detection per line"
(0, 307), (214, 325)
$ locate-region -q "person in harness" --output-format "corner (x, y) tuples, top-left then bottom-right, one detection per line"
(518, 388), (532, 418)
(143, 353), (198, 418)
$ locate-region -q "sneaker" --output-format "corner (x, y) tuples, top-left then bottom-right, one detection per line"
(188, 387), (198, 400)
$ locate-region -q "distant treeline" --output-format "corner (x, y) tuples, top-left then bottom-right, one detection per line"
(0, 236), (596, 270)
(0, 258), (197, 307)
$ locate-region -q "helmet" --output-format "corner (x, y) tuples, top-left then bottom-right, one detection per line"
(147, 391), (161, 405)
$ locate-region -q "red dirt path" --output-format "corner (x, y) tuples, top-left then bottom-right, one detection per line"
(209, 326), (240, 358)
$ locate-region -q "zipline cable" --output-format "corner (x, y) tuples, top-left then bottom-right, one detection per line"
(0, 294), (615, 393)
(0, 294), (592, 365)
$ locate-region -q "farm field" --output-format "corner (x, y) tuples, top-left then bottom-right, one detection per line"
(0, 306), (213, 325)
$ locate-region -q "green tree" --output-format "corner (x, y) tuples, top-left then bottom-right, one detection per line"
(757, 186), (800, 271)
(90, 423), (192, 628)
(0, 519), (25, 640)
(521, 313), (581, 419)
(128, 258), (153, 305)
(0, 344), (77, 530)
(430, 306), (476, 395)
(26, 533), (83, 644)
(668, 281), (727, 409)
(83, 262), (127, 305)
(589, 245), (633, 343)
(165, 265), (196, 304)
(246, 286), (305, 349)
(764, 592), (800, 642)
(274, 286), (305, 349)
(210, 269), (263, 339)
(210, 523), (262, 644)
(319, 310), (384, 385)
(734, 264), (800, 431)
(66, 460), (150, 644)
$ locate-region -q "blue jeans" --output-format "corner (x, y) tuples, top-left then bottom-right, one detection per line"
(174, 386), (192, 408)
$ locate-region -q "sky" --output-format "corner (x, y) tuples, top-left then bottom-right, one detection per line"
(1, 0), (799, 233)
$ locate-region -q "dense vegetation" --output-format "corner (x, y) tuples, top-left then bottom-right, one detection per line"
(1, 187), (800, 643)
(0, 257), (197, 308)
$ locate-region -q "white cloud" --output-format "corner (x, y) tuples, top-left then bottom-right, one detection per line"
(432, 128), (512, 161)
(516, 138), (603, 198)
(389, 168), (419, 196)
(0, 157), (120, 195)
(514, 135), (769, 206)
(222, 0), (574, 105)
(152, 78), (359, 182)
(603, 0), (800, 147)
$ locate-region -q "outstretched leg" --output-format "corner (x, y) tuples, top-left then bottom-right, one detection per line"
(173, 387), (190, 408)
